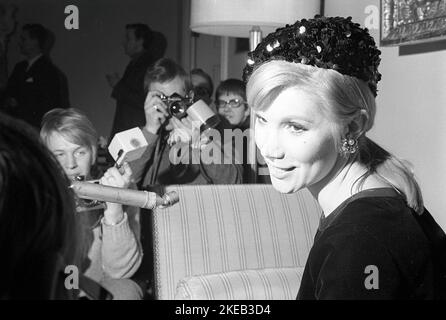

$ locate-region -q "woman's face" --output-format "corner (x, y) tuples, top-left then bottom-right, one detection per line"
(46, 132), (95, 181)
(217, 92), (249, 126)
(254, 87), (340, 194)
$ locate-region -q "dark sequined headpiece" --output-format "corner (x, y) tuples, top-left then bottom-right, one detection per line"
(243, 15), (382, 96)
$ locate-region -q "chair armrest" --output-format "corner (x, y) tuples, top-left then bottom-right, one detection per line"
(174, 267), (305, 300)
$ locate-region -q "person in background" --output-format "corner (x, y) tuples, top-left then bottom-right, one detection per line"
(0, 4), (17, 96)
(0, 112), (80, 299)
(215, 78), (250, 130)
(41, 108), (143, 300)
(215, 78), (252, 182)
(244, 15), (446, 299)
(108, 23), (167, 139)
(190, 68), (214, 110)
(2, 24), (68, 128)
(128, 58), (243, 296)
(130, 57), (242, 187)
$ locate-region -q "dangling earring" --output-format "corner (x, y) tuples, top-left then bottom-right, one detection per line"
(340, 137), (359, 155)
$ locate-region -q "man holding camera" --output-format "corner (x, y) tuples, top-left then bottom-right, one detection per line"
(129, 57), (243, 187)
(127, 58), (242, 298)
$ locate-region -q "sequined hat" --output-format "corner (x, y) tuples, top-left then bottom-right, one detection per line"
(243, 15), (382, 96)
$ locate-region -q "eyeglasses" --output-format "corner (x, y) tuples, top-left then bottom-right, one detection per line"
(216, 99), (246, 109)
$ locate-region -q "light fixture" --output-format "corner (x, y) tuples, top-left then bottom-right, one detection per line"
(190, 0), (321, 182)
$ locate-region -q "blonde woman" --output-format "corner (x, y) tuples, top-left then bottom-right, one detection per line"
(244, 16), (445, 299)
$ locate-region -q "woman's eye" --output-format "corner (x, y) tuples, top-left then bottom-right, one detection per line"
(76, 150), (87, 157)
(286, 123), (305, 133)
(255, 114), (267, 124)
(54, 153), (64, 158)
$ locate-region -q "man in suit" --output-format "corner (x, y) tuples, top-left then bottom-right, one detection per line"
(3, 24), (67, 128)
(107, 24), (167, 140)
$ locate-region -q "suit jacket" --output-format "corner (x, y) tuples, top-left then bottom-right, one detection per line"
(4, 55), (67, 128)
(110, 50), (160, 138)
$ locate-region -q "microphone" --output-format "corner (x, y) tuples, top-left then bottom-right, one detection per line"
(108, 127), (148, 167)
(70, 181), (179, 209)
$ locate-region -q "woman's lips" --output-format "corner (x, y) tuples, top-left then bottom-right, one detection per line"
(267, 164), (294, 178)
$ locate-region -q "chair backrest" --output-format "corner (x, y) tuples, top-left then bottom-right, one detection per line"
(152, 184), (321, 300)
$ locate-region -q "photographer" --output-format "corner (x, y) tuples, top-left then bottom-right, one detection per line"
(130, 58), (243, 186)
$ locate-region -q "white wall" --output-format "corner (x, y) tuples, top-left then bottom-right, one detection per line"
(325, 0), (446, 231)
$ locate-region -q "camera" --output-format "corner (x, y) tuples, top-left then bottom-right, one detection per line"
(159, 93), (193, 120)
(159, 93), (221, 131)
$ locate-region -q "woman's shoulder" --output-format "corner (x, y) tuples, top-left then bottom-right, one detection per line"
(320, 195), (431, 257)
(338, 194), (419, 228)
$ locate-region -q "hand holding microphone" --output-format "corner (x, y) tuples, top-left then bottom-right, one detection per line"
(71, 162), (179, 212)
(100, 162), (133, 224)
(70, 181), (179, 210)
(100, 162), (133, 188)
(96, 126), (182, 213)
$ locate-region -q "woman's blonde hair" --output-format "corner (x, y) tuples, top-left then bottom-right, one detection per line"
(247, 61), (423, 214)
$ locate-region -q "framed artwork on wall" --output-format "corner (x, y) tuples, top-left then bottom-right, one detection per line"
(380, 0), (446, 46)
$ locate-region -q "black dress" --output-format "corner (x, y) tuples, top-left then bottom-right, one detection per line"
(297, 188), (446, 299)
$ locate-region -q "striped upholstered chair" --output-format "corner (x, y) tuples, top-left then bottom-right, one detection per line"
(152, 184), (321, 300)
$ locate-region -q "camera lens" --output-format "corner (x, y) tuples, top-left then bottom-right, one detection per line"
(169, 101), (187, 119)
